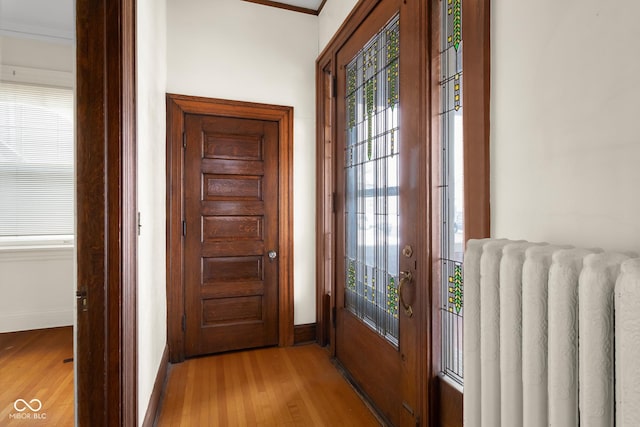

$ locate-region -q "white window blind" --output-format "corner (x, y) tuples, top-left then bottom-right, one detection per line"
(0, 81), (74, 238)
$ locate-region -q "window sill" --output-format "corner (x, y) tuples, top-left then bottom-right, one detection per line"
(439, 372), (464, 394)
(0, 244), (74, 262)
(0, 236), (74, 251)
(0, 244), (74, 252)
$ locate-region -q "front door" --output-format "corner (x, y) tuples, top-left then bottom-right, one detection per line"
(184, 114), (279, 357)
(335, 1), (422, 425)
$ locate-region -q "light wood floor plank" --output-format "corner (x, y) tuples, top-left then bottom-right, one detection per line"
(0, 327), (74, 426)
(157, 344), (381, 427)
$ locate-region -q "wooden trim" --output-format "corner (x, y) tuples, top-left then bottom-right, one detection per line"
(315, 0), (382, 359)
(242, 0), (320, 15)
(166, 96), (186, 363)
(294, 323), (317, 344)
(315, 62), (333, 348)
(463, 0), (492, 241)
(317, 0), (328, 15)
(76, 0), (137, 425)
(316, 0), (381, 65)
(142, 346), (170, 427)
(118, 1), (138, 424)
(428, 3), (444, 427)
(166, 94), (295, 363)
(434, 376), (464, 427)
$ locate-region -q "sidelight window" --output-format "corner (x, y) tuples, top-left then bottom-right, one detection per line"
(440, 0), (465, 385)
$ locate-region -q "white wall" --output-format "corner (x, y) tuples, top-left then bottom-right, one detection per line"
(0, 36), (74, 333)
(0, 35), (73, 71)
(136, 0), (167, 424)
(167, 0), (319, 325)
(318, 0), (358, 52)
(491, 0), (640, 253)
(0, 248), (74, 332)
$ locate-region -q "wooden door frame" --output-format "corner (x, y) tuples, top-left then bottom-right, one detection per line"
(315, 0), (490, 425)
(166, 94), (294, 363)
(76, 0), (137, 425)
(315, 0), (382, 353)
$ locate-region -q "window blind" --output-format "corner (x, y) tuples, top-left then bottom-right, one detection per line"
(0, 81), (74, 238)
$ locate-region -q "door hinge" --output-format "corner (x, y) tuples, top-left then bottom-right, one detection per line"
(76, 290), (88, 312)
(332, 306), (337, 328)
(182, 131), (186, 148)
(332, 76), (337, 98)
(182, 220), (186, 236)
(137, 211), (142, 236)
(331, 192), (337, 213)
(182, 314), (186, 331)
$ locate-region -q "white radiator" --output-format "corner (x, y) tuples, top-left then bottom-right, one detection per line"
(463, 239), (640, 427)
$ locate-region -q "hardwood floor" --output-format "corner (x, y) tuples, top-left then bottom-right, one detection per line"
(0, 327), (74, 426)
(157, 344), (382, 426)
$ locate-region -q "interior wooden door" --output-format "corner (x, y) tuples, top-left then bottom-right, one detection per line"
(183, 114), (279, 357)
(334, 1), (423, 425)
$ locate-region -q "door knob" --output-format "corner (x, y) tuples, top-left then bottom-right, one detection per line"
(402, 245), (413, 258)
(268, 250), (277, 260)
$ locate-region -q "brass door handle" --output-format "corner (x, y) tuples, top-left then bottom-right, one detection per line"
(398, 271), (413, 317)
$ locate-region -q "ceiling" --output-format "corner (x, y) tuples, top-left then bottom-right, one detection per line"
(0, 0), (74, 43)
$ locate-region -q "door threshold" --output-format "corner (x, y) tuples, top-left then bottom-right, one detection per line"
(331, 356), (392, 427)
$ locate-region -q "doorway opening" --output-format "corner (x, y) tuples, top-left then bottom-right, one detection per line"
(0, 0), (75, 423)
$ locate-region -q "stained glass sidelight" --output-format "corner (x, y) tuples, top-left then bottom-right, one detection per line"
(440, 0), (464, 385)
(344, 14), (400, 345)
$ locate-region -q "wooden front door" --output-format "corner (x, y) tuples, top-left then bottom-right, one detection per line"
(334, 1), (423, 425)
(183, 114), (279, 357)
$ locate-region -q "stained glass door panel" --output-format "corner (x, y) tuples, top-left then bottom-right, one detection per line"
(344, 14), (400, 346)
(334, 2), (420, 424)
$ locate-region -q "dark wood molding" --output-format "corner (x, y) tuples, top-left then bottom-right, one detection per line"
(317, 0), (381, 65)
(315, 63), (333, 349)
(428, 2), (444, 426)
(166, 94), (295, 363)
(76, 0), (137, 425)
(463, 0), (492, 241)
(294, 323), (317, 344)
(317, 0), (328, 15)
(315, 0), (382, 358)
(243, 0), (321, 15)
(142, 346), (170, 427)
(434, 376), (464, 427)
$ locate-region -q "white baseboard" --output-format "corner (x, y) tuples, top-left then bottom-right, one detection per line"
(0, 310), (73, 333)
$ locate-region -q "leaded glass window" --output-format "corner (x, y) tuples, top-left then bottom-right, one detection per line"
(440, 0), (464, 385)
(344, 14), (400, 346)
